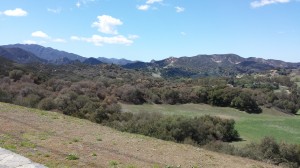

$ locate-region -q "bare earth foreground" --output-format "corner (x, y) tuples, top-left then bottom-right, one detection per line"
(0, 102), (278, 168)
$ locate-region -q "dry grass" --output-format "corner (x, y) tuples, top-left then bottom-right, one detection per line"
(0, 102), (278, 168)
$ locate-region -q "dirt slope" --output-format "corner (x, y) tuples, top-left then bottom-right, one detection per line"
(0, 103), (278, 168)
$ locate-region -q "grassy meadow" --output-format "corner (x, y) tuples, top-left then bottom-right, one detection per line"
(122, 103), (300, 146)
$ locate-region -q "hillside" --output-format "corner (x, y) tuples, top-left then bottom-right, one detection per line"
(122, 103), (300, 146)
(2, 44), (86, 62)
(123, 54), (300, 78)
(97, 57), (135, 65)
(2, 44), (137, 66)
(0, 102), (278, 168)
(0, 46), (46, 64)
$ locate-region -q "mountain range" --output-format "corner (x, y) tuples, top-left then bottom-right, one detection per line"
(0, 44), (299, 78)
(1, 44), (133, 65)
(123, 54), (300, 77)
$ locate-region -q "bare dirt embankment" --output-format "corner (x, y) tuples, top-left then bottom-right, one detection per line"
(0, 102), (278, 168)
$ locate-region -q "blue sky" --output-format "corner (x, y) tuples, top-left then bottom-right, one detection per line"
(0, 0), (299, 62)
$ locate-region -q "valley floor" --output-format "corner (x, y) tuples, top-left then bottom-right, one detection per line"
(0, 102), (278, 168)
(122, 103), (300, 146)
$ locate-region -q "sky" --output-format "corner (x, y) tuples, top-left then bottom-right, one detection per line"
(0, 0), (300, 62)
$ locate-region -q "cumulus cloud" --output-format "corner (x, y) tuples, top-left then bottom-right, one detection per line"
(1, 8), (27, 17)
(92, 15), (123, 35)
(30, 31), (66, 43)
(251, 0), (290, 8)
(175, 6), (185, 13)
(31, 31), (50, 38)
(70, 35), (133, 46)
(137, 5), (150, 11)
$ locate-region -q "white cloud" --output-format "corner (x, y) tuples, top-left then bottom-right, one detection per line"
(180, 32), (187, 36)
(146, 0), (163, 4)
(128, 35), (140, 39)
(30, 31), (65, 43)
(76, 2), (81, 8)
(71, 35), (133, 46)
(2, 8), (27, 17)
(31, 31), (50, 39)
(251, 0), (290, 8)
(92, 15), (123, 35)
(137, 5), (150, 11)
(76, 0), (96, 8)
(47, 8), (62, 14)
(23, 40), (37, 44)
(52, 38), (66, 43)
(175, 6), (185, 13)
(71, 36), (81, 40)
(137, 0), (163, 11)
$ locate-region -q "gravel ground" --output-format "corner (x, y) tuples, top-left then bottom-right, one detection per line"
(0, 147), (46, 168)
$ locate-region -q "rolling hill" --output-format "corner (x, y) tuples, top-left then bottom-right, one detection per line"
(0, 102), (278, 168)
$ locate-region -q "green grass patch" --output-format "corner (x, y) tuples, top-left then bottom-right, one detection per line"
(3, 144), (17, 151)
(122, 104), (300, 146)
(20, 141), (36, 148)
(109, 160), (119, 167)
(66, 154), (79, 160)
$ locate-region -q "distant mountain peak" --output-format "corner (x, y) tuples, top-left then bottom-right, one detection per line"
(0, 46), (46, 64)
(2, 44), (85, 63)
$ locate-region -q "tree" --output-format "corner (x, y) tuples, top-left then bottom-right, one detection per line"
(231, 92), (262, 113)
(9, 70), (23, 81)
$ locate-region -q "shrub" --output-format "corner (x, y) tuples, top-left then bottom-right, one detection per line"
(66, 154), (79, 160)
(14, 94), (41, 108)
(9, 70), (23, 81)
(0, 89), (12, 103)
(111, 112), (239, 145)
(38, 98), (56, 110)
(204, 137), (300, 168)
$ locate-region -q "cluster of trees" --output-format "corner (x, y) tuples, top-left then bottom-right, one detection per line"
(108, 112), (239, 145)
(205, 137), (300, 168)
(0, 63), (300, 118)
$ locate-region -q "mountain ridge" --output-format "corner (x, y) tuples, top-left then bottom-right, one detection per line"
(2, 44), (86, 63)
(0, 46), (47, 64)
(1, 44), (299, 78)
(123, 54), (300, 78)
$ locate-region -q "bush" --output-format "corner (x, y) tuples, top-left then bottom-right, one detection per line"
(204, 137), (300, 168)
(110, 112), (239, 145)
(38, 98), (56, 110)
(66, 154), (79, 160)
(9, 70), (23, 81)
(0, 89), (12, 103)
(14, 94), (41, 108)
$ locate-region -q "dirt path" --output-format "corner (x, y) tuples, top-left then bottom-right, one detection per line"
(0, 103), (278, 168)
(0, 147), (46, 168)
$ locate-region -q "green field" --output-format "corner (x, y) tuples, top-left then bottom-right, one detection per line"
(122, 103), (300, 146)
